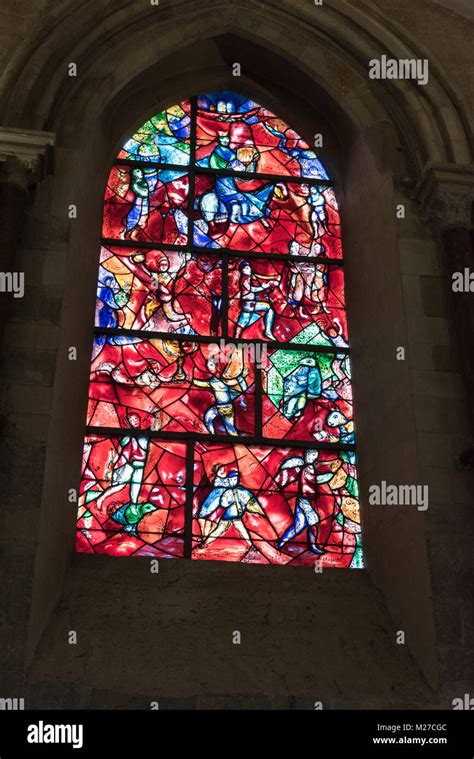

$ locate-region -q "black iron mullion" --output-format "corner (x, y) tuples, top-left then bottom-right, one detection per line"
(193, 167), (333, 187)
(255, 364), (263, 437)
(184, 440), (195, 559)
(100, 238), (199, 253)
(220, 251), (229, 339)
(224, 250), (343, 266)
(183, 70), (196, 564)
(100, 237), (343, 267)
(85, 425), (356, 453)
(115, 159), (189, 172)
(188, 96), (197, 251)
(114, 158), (333, 188)
(93, 327), (351, 356)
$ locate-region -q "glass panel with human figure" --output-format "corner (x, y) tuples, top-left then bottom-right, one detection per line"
(193, 174), (342, 257)
(103, 165), (189, 244)
(196, 91), (328, 179)
(96, 246), (222, 336)
(87, 336), (255, 437)
(228, 257), (348, 347)
(76, 435), (186, 558)
(262, 349), (353, 443)
(192, 442), (362, 567)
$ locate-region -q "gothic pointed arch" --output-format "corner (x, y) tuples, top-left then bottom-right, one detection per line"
(77, 91), (362, 566)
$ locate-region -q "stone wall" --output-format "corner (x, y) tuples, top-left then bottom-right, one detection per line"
(0, 0), (473, 709)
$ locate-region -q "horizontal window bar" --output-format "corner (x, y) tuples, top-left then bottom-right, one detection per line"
(92, 327), (351, 355)
(100, 238), (344, 266)
(112, 158), (334, 187)
(84, 425), (357, 452)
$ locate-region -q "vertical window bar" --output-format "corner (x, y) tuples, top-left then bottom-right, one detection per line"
(184, 439), (195, 559)
(255, 364), (263, 437)
(222, 251), (229, 339)
(188, 95), (198, 250)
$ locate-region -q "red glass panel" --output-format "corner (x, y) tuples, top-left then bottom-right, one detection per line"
(96, 245), (222, 335)
(76, 436), (186, 556)
(87, 337), (255, 436)
(228, 257), (347, 346)
(194, 175), (341, 256)
(103, 165), (189, 245)
(192, 443), (361, 567)
(196, 92), (328, 179)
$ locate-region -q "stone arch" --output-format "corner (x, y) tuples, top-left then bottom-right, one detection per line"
(1, 1), (471, 171)
(9, 1), (471, 707)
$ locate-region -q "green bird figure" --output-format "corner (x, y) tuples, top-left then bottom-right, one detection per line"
(111, 502), (157, 536)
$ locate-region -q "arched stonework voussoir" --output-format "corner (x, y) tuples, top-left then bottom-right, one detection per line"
(0, 0), (471, 177)
(9, 0), (471, 706)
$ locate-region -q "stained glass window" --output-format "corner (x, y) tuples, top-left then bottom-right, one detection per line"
(77, 92), (363, 567)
